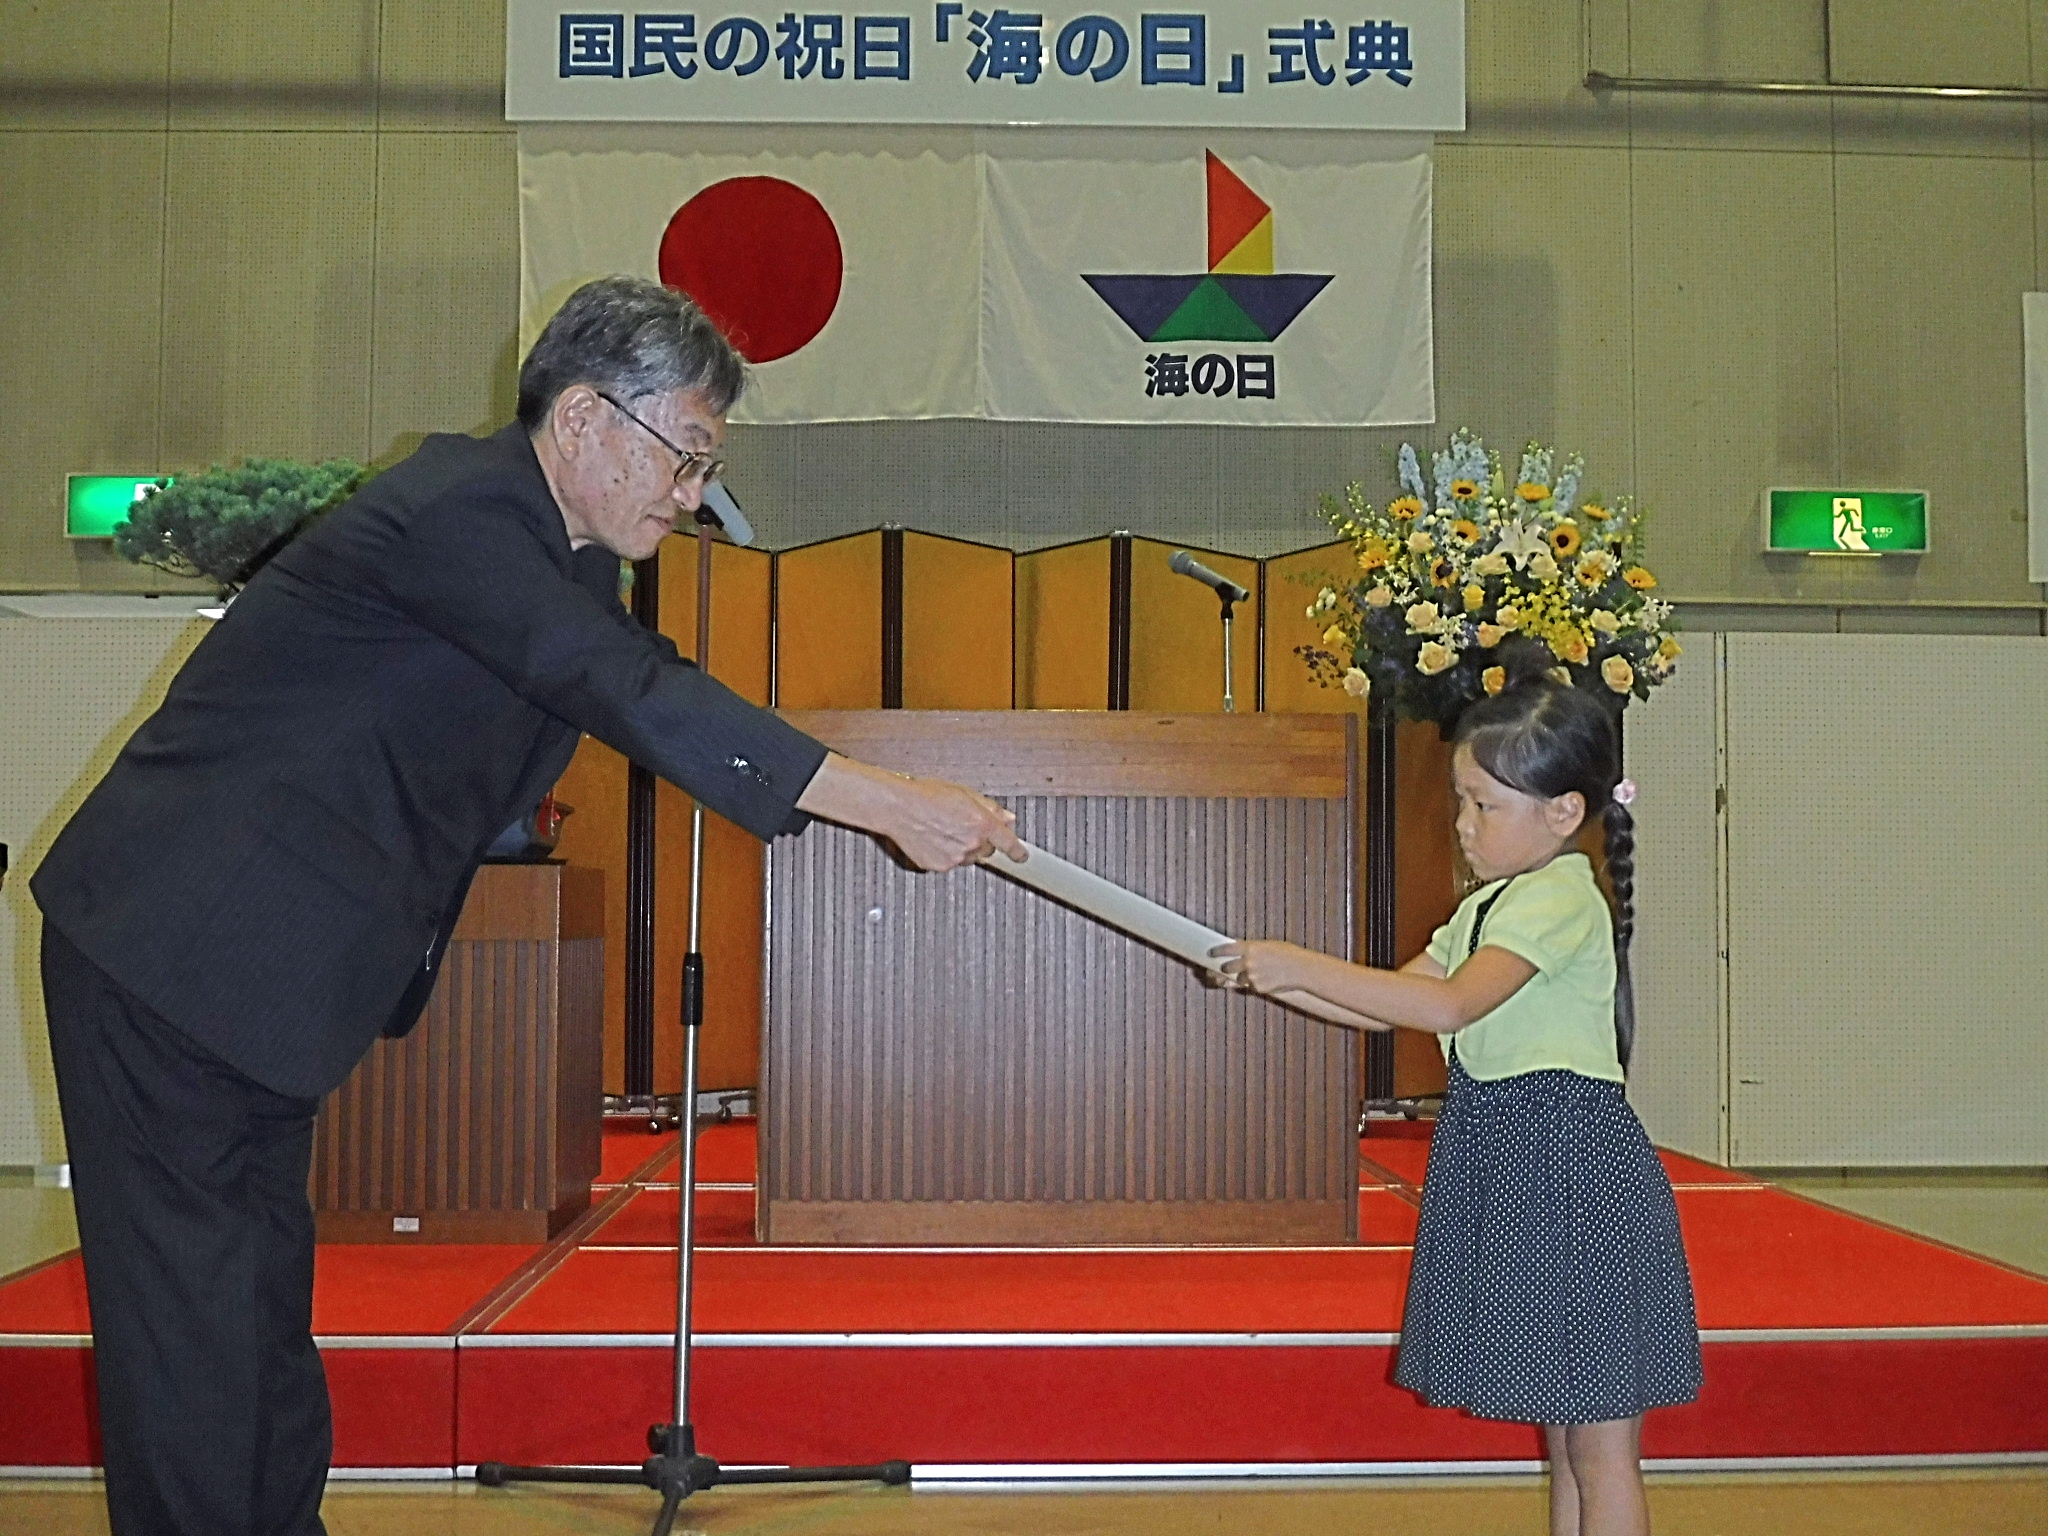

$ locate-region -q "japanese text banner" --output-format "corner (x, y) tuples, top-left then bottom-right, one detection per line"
(518, 125), (1435, 426)
(509, 0), (1465, 130)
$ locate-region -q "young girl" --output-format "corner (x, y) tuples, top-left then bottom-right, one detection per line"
(1218, 679), (1700, 1536)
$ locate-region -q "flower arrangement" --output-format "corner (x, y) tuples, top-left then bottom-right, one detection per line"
(1300, 431), (1678, 728)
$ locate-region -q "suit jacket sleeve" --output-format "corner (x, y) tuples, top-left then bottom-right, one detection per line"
(374, 486), (826, 843)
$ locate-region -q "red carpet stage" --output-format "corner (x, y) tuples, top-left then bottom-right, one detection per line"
(5, 1121), (2044, 1478)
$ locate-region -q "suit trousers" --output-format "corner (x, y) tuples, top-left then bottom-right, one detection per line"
(41, 924), (331, 1536)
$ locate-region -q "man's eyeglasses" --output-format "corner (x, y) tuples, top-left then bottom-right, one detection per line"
(596, 392), (726, 490)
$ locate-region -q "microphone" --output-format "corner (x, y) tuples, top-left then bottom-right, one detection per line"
(1169, 550), (1249, 604)
(699, 482), (755, 548)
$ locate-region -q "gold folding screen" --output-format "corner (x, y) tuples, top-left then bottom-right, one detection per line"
(558, 531), (1453, 1100)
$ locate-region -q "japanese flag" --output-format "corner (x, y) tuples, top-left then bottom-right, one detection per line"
(519, 124), (982, 423)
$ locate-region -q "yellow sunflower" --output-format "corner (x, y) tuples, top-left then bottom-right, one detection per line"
(1624, 566), (1658, 590)
(1549, 522), (1582, 558)
(1450, 518), (1481, 543)
(1581, 503), (1611, 521)
(1357, 546), (1389, 573)
(1516, 482), (1549, 503)
(1388, 495), (1424, 521)
(1430, 557), (1457, 588)
(1450, 478), (1479, 500)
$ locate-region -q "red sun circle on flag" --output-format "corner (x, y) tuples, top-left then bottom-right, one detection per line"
(657, 177), (843, 365)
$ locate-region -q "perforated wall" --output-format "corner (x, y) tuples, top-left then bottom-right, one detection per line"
(1722, 632), (2048, 1166)
(1621, 642), (1724, 1161)
(0, 617), (209, 1163)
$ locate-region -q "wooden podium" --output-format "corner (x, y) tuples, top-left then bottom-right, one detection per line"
(760, 712), (1361, 1247)
(309, 863), (605, 1242)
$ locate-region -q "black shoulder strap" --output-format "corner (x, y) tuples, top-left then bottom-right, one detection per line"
(1464, 878), (1513, 961)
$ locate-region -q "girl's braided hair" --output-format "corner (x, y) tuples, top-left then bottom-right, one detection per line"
(1453, 679), (1637, 1070)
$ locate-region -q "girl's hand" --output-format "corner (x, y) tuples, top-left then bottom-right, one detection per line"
(1211, 939), (1319, 997)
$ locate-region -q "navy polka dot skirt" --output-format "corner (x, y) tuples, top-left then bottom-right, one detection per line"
(1392, 1051), (1703, 1425)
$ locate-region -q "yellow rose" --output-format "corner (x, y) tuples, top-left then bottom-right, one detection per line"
(1476, 622), (1506, 648)
(1602, 655), (1636, 694)
(1589, 608), (1621, 635)
(1417, 640), (1458, 675)
(1407, 529), (1434, 554)
(1405, 601), (1442, 632)
(1322, 623), (1348, 648)
(1546, 665), (1573, 685)
(1365, 585), (1394, 608)
(1462, 583), (1486, 613)
(1388, 495), (1424, 521)
(1342, 666), (1371, 699)
(1472, 552), (1509, 577)
(1530, 552), (1560, 581)
(1450, 478), (1479, 500)
(1551, 631), (1591, 666)
(1624, 566), (1657, 590)
(1482, 666), (1507, 695)
(1495, 604), (1522, 630)
(1657, 635), (1682, 663)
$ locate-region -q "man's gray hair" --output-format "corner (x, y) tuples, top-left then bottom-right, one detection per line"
(517, 275), (746, 430)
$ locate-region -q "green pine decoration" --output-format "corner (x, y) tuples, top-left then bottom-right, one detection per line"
(114, 458), (369, 592)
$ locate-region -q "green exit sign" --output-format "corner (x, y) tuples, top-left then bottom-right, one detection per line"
(67, 474), (171, 539)
(1765, 488), (1928, 555)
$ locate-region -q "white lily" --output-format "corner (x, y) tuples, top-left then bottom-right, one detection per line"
(1494, 518), (1548, 570)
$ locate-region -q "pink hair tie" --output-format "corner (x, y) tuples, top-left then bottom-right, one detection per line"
(1612, 778), (1638, 806)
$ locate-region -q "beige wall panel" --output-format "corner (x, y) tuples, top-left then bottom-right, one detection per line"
(900, 533), (1014, 710)
(1829, 0), (2031, 87)
(1218, 424), (1414, 554)
(1431, 144), (1635, 512)
(1462, 0), (1626, 147)
(1834, 154), (2034, 605)
(1630, 150), (1842, 604)
(168, 0), (377, 128)
(1625, 0), (1832, 152)
(0, 0), (169, 128)
(1126, 537), (1257, 712)
(0, 134), (167, 591)
(378, 0), (507, 130)
(999, 421), (1224, 546)
(1828, 94), (2034, 159)
(1014, 539), (1109, 709)
(775, 532), (883, 708)
(160, 133), (376, 469)
(370, 132), (520, 460)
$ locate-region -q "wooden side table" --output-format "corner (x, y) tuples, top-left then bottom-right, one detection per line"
(310, 863), (605, 1242)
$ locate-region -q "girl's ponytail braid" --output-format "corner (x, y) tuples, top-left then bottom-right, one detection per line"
(1604, 799), (1637, 1070)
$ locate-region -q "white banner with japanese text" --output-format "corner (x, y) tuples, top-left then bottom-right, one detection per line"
(507, 0), (1465, 129)
(519, 125), (1434, 426)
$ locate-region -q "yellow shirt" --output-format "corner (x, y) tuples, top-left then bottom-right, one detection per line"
(1424, 852), (1624, 1083)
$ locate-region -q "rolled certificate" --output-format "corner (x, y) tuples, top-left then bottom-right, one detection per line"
(980, 841), (1231, 973)
(978, 842), (1391, 1032)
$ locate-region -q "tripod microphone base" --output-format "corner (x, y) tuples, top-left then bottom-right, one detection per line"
(476, 1423), (911, 1536)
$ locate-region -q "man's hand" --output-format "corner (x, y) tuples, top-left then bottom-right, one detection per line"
(796, 753), (1025, 871)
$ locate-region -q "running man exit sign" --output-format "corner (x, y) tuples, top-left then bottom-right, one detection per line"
(66, 475), (170, 539)
(1765, 488), (1928, 555)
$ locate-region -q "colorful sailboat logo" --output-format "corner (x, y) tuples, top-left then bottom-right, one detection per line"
(1084, 152), (1333, 344)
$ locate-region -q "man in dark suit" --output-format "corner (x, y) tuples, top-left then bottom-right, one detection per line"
(31, 275), (1022, 1536)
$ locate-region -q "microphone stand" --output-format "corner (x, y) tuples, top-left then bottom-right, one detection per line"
(477, 503), (912, 1534)
(1217, 588), (1239, 713)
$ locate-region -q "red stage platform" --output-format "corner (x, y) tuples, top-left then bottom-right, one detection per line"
(5, 1121), (2044, 1478)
